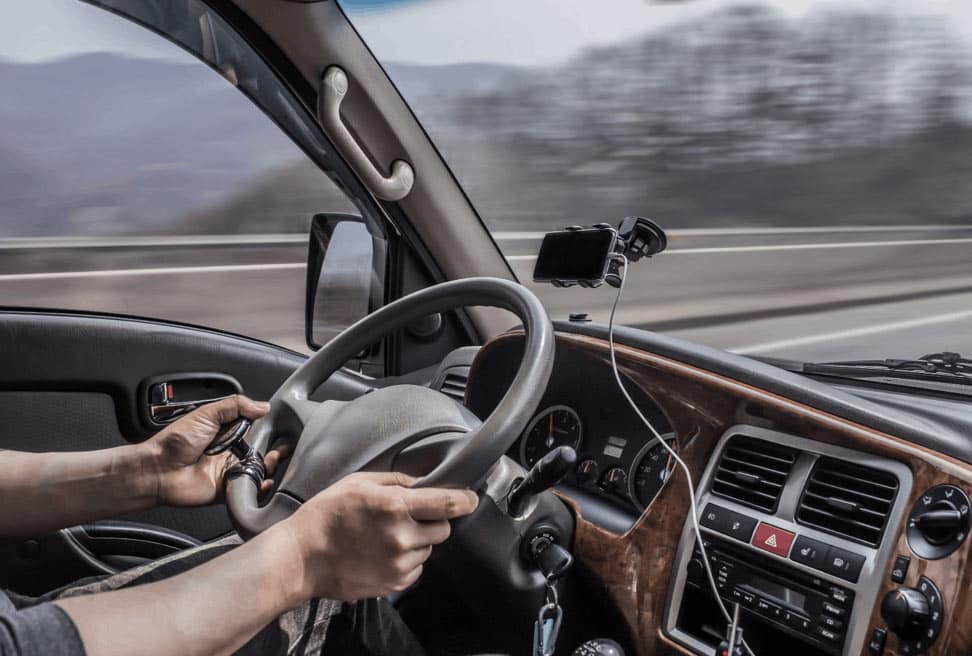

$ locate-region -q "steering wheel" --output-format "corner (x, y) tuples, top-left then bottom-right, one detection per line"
(227, 277), (554, 538)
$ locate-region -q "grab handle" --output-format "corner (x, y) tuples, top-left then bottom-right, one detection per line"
(317, 66), (414, 201)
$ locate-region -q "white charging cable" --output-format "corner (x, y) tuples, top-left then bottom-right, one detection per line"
(606, 254), (756, 656)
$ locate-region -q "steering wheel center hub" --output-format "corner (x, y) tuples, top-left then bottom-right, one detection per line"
(278, 385), (482, 501)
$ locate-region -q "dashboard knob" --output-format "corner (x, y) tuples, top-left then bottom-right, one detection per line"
(881, 588), (931, 641)
(907, 485), (971, 559)
(686, 557), (705, 582)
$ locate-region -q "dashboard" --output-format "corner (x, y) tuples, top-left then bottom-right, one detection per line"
(458, 322), (972, 656)
(465, 336), (676, 522)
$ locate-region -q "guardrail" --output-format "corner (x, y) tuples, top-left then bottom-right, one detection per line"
(1, 226), (970, 358)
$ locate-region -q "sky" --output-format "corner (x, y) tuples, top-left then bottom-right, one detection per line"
(0, 0), (194, 63)
(3, 0), (972, 67)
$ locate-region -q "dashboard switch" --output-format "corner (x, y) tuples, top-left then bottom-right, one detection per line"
(699, 503), (757, 542)
(891, 554), (911, 583)
(752, 522), (795, 557)
(822, 546), (865, 583)
(700, 503), (728, 532)
(867, 627), (887, 655)
(790, 535), (830, 569)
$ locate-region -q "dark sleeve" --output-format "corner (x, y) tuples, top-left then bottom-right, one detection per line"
(0, 603), (85, 656)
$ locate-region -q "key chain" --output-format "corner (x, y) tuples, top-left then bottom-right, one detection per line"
(532, 579), (564, 656)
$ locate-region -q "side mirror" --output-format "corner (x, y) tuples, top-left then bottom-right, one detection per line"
(305, 213), (385, 354)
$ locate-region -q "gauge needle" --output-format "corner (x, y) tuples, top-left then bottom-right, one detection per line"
(546, 414), (555, 448)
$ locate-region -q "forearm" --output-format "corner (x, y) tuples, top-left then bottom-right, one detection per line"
(0, 446), (158, 537)
(56, 525), (307, 656)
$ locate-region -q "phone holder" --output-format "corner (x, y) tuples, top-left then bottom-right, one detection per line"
(617, 216), (667, 262)
(539, 217), (667, 289)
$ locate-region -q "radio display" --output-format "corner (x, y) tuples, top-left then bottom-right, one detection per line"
(749, 572), (807, 610)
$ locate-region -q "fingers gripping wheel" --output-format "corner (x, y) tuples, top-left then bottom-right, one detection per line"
(226, 277), (555, 539)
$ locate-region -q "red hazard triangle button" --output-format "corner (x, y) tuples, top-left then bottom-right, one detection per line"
(752, 522), (794, 557)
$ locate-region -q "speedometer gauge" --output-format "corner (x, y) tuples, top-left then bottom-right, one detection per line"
(629, 435), (676, 510)
(519, 405), (582, 467)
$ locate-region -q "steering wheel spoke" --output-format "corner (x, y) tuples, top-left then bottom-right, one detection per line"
(281, 396), (327, 428)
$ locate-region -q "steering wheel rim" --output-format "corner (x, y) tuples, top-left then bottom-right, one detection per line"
(227, 277), (554, 538)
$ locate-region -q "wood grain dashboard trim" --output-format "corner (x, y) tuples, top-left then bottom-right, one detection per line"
(472, 331), (972, 656)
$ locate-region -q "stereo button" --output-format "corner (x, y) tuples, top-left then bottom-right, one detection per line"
(820, 614), (843, 630)
(784, 610), (812, 631)
(830, 587), (850, 604)
(818, 627), (840, 642)
(752, 523), (795, 557)
(822, 601), (847, 617)
(756, 597), (783, 619)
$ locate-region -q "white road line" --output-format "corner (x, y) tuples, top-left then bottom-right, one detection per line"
(0, 263), (304, 282)
(504, 237), (972, 261)
(493, 225), (972, 240)
(0, 234), (306, 250)
(649, 225), (972, 236)
(731, 309), (972, 355)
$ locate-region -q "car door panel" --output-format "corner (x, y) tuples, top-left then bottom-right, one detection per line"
(0, 310), (372, 593)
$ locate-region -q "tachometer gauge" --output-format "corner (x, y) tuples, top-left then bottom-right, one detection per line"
(629, 434), (676, 510)
(520, 405), (583, 467)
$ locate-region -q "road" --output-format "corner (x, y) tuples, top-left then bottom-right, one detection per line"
(1, 227), (971, 361)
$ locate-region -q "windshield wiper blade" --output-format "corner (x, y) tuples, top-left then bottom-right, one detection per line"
(804, 352), (972, 383)
(817, 352), (972, 374)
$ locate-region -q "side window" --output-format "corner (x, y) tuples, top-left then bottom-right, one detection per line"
(0, 0), (363, 352)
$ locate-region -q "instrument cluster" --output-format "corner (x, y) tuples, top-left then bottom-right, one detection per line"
(517, 403), (675, 513)
(463, 337), (677, 517)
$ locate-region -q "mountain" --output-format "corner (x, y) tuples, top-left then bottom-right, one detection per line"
(0, 53), (316, 237)
(395, 3), (972, 230)
(3, 3), (972, 237)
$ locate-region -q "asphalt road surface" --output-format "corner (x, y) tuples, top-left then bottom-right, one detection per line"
(2, 226), (971, 362)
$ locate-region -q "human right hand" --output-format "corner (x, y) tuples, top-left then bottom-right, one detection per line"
(279, 471), (479, 601)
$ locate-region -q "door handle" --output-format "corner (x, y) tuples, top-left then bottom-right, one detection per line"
(143, 374), (242, 425)
(317, 66), (414, 201)
(149, 396), (232, 423)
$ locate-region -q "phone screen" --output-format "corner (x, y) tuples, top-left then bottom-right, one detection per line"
(533, 228), (616, 283)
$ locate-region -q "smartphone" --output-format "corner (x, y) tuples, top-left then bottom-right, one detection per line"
(533, 227), (617, 285)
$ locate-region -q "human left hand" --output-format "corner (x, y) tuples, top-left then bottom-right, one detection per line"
(142, 395), (289, 507)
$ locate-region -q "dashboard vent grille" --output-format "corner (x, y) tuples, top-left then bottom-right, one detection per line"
(711, 435), (799, 513)
(797, 457), (899, 547)
(438, 369), (469, 403)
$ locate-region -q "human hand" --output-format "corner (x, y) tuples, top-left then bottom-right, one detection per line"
(142, 395), (288, 507)
(280, 471), (479, 601)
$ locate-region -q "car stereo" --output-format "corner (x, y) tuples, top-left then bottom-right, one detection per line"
(684, 536), (854, 655)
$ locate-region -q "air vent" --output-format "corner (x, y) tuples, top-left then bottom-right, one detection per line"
(797, 457), (899, 547)
(711, 435), (799, 513)
(438, 368), (469, 403)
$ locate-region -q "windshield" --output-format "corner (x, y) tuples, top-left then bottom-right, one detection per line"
(343, 0), (972, 364)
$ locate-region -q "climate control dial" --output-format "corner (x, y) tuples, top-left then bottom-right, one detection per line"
(907, 484), (970, 560)
(880, 576), (944, 654)
(880, 588), (929, 641)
